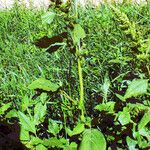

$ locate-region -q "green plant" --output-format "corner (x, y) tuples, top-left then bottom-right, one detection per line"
(15, 1), (106, 149)
(1, 2), (150, 150)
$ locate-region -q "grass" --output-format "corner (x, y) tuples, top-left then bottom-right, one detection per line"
(0, 2), (150, 150)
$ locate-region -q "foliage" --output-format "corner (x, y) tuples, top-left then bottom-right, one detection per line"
(0, 1), (150, 150)
(79, 129), (106, 150)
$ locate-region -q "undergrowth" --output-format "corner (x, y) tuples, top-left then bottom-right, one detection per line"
(0, 1), (150, 150)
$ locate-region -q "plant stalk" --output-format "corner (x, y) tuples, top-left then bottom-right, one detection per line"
(76, 46), (85, 122)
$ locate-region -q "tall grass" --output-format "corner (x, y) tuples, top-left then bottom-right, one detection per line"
(0, 3), (149, 102)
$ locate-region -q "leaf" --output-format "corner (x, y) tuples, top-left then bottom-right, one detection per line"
(48, 119), (63, 136)
(30, 136), (43, 145)
(63, 142), (77, 150)
(43, 137), (67, 148)
(21, 95), (30, 111)
(116, 93), (126, 102)
(18, 111), (36, 134)
(127, 103), (149, 111)
(0, 102), (12, 115)
(139, 127), (150, 141)
(138, 110), (150, 131)
(40, 92), (48, 104)
(20, 127), (30, 141)
(36, 144), (47, 150)
(72, 24), (86, 45)
(41, 11), (56, 25)
(124, 79), (148, 99)
(118, 108), (131, 125)
(101, 74), (111, 101)
(79, 129), (106, 150)
(28, 78), (60, 92)
(34, 102), (47, 125)
(95, 102), (115, 114)
(126, 136), (137, 150)
(5, 109), (18, 118)
(66, 123), (85, 137)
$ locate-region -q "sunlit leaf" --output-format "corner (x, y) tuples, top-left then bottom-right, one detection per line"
(30, 136), (43, 145)
(127, 103), (149, 111)
(18, 111), (36, 134)
(138, 110), (150, 131)
(28, 78), (60, 92)
(79, 129), (106, 150)
(126, 136), (137, 150)
(40, 93), (48, 104)
(48, 119), (63, 136)
(43, 137), (67, 148)
(95, 102), (115, 114)
(36, 144), (47, 150)
(34, 102), (47, 125)
(66, 123), (85, 137)
(72, 24), (86, 45)
(124, 79), (148, 99)
(20, 127), (30, 141)
(116, 93), (126, 102)
(63, 142), (77, 150)
(139, 127), (150, 141)
(21, 95), (30, 111)
(118, 110), (130, 125)
(41, 11), (56, 25)
(0, 102), (12, 115)
(5, 109), (18, 118)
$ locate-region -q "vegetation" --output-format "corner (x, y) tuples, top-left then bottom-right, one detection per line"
(0, 1), (150, 150)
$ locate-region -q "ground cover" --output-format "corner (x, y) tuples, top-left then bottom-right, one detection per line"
(0, 1), (150, 150)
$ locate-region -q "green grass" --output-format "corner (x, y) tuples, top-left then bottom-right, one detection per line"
(0, 6), (66, 102)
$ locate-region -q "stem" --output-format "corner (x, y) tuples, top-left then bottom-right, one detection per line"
(73, 0), (85, 122)
(76, 46), (85, 122)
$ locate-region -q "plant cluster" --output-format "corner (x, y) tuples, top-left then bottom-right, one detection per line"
(0, 1), (150, 150)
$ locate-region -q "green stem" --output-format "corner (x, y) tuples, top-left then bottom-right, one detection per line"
(76, 46), (85, 122)
(73, 0), (85, 122)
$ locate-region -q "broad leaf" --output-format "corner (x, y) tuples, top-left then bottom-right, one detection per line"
(0, 102), (12, 115)
(95, 102), (115, 114)
(63, 142), (77, 150)
(124, 79), (148, 99)
(127, 103), (149, 111)
(48, 119), (63, 136)
(118, 108), (131, 125)
(20, 127), (30, 141)
(28, 78), (60, 92)
(79, 129), (106, 150)
(138, 110), (150, 131)
(36, 144), (47, 150)
(66, 123), (85, 137)
(34, 102), (47, 125)
(41, 11), (55, 25)
(139, 127), (150, 141)
(5, 109), (18, 118)
(43, 137), (67, 148)
(126, 136), (137, 150)
(40, 93), (48, 104)
(18, 111), (36, 134)
(72, 24), (86, 45)
(30, 136), (43, 145)
(116, 93), (126, 102)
